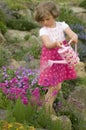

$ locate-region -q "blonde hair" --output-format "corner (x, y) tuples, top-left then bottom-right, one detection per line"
(34, 1), (60, 22)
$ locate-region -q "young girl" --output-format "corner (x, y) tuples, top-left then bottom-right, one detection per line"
(34, 1), (78, 113)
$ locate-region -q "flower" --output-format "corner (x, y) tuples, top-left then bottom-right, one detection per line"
(32, 87), (40, 99)
(0, 66), (42, 105)
(29, 126), (36, 130)
(8, 123), (13, 128)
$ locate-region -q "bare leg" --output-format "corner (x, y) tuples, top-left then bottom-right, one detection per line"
(45, 83), (62, 114)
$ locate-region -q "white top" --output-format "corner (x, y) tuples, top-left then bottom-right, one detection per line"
(39, 21), (69, 42)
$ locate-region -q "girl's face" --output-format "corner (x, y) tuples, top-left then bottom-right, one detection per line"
(40, 14), (56, 28)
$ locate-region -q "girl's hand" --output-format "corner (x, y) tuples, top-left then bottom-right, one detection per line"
(70, 35), (78, 44)
(56, 41), (63, 48)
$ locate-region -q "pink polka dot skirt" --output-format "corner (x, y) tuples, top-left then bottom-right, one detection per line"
(38, 41), (77, 87)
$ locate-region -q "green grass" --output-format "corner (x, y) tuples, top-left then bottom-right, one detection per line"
(3, 0), (83, 6)
(78, 77), (86, 86)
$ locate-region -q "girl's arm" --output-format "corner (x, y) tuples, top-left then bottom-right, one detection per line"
(64, 27), (78, 44)
(40, 35), (62, 49)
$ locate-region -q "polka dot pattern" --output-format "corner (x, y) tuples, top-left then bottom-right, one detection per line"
(38, 41), (77, 87)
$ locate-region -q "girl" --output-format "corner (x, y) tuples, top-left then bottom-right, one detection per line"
(34, 1), (78, 114)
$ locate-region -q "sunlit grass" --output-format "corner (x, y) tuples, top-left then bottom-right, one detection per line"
(2, 0), (83, 11)
(3, 0), (83, 5)
(78, 76), (86, 86)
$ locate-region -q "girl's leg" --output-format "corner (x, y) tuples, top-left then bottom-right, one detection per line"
(45, 83), (62, 113)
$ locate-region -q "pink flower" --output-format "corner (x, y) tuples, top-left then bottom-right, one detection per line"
(22, 97), (28, 105)
(31, 87), (40, 99)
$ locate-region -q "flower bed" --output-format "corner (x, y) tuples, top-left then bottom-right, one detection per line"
(0, 120), (36, 130)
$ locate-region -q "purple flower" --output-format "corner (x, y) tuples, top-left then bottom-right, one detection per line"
(32, 87), (40, 99)
(58, 101), (62, 107)
(0, 66), (41, 106)
(22, 96), (28, 105)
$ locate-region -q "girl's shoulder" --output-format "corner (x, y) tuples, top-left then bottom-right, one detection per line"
(39, 27), (47, 32)
(39, 27), (48, 36)
(56, 21), (69, 30)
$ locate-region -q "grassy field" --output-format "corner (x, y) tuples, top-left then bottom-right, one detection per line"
(54, 0), (82, 3)
(0, 0), (83, 9)
(2, 0), (83, 5)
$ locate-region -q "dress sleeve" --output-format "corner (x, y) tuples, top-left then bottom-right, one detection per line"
(61, 21), (69, 30)
(39, 27), (48, 36)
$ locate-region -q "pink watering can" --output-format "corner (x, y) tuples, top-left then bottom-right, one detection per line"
(48, 40), (80, 67)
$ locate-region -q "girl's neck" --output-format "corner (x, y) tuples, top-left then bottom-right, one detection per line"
(47, 22), (56, 28)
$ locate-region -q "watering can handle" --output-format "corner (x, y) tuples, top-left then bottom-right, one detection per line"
(61, 40), (78, 53)
(68, 40), (78, 53)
